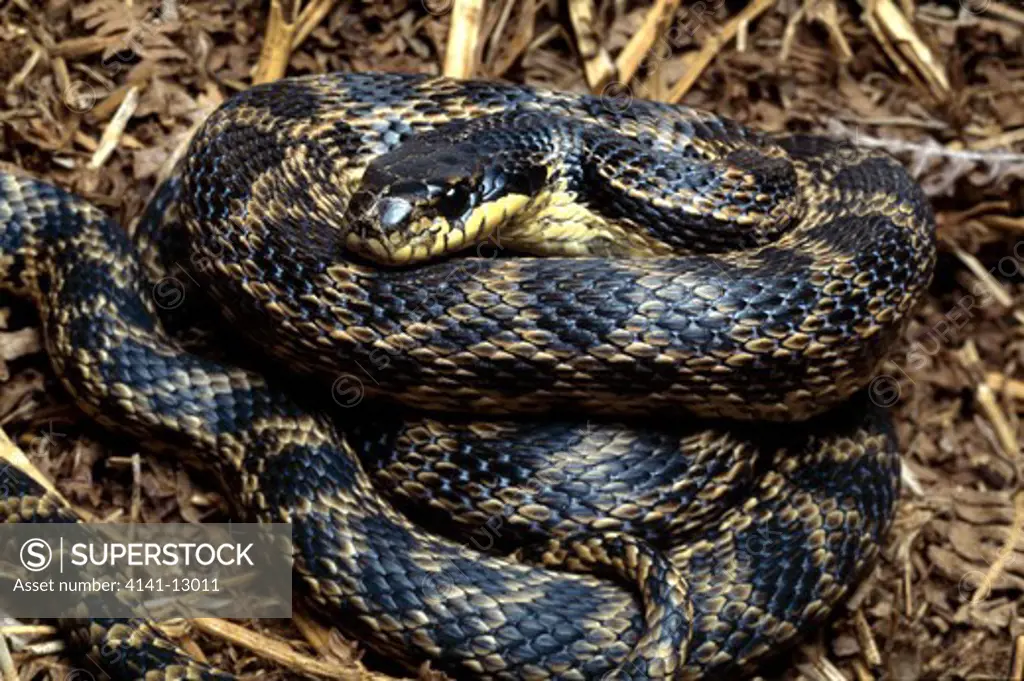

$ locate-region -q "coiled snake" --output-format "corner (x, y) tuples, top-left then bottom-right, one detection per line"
(0, 72), (935, 680)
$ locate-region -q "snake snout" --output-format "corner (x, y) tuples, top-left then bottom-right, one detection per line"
(343, 169), (485, 265)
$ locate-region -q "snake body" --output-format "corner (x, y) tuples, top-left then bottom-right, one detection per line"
(0, 72), (934, 680)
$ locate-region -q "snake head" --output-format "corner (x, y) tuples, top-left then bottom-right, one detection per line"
(342, 186), (456, 266)
(343, 138), (546, 266)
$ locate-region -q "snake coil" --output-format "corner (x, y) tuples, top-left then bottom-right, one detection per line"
(0, 72), (934, 680)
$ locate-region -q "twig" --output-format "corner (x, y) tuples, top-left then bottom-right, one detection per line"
(615, 0), (681, 85)
(88, 85), (140, 169)
(443, 0), (484, 78)
(51, 35), (114, 59)
(970, 491), (1024, 605)
(0, 634), (16, 681)
(851, 659), (874, 681)
(567, 0), (615, 91)
(859, 0), (949, 98)
(946, 241), (1014, 309)
(667, 0), (776, 103)
(253, 0), (300, 84)
(24, 638), (63, 656)
(484, 0), (516, 68)
(130, 452), (142, 523)
(483, 0), (536, 78)
(1011, 633), (1024, 681)
(50, 56), (71, 104)
(987, 373), (1024, 403)
(292, 0), (339, 51)
(190, 618), (385, 680)
(853, 609), (882, 667)
(0, 625), (58, 638)
(982, 0), (1024, 27)
(781, 0), (852, 64)
(829, 120), (1024, 196)
(981, 214), (1024, 234)
(969, 127), (1024, 151)
(859, 1), (927, 94)
(942, 200), (1012, 227)
(974, 383), (1020, 458)
(958, 340), (1020, 463)
(293, 610), (333, 657)
(902, 531), (915, 617)
(833, 113), (947, 131)
(796, 639), (848, 681)
(8, 45), (42, 89)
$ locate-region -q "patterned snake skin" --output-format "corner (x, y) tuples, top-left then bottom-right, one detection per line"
(0, 72), (935, 680)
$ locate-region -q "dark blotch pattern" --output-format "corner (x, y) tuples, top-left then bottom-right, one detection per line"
(0, 71), (933, 681)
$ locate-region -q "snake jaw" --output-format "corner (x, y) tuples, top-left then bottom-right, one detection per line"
(342, 159), (488, 264)
(343, 208), (467, 266)
(343, 173), (540, 266)
(345, 190), (534, 266)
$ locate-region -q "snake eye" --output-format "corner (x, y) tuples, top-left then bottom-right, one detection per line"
(438, 182), (475, 222)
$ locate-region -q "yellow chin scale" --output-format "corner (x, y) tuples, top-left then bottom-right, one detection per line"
(493, 190), (675, 258)
(454, 193), (532, 254)
(346, 193), (534, 265)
